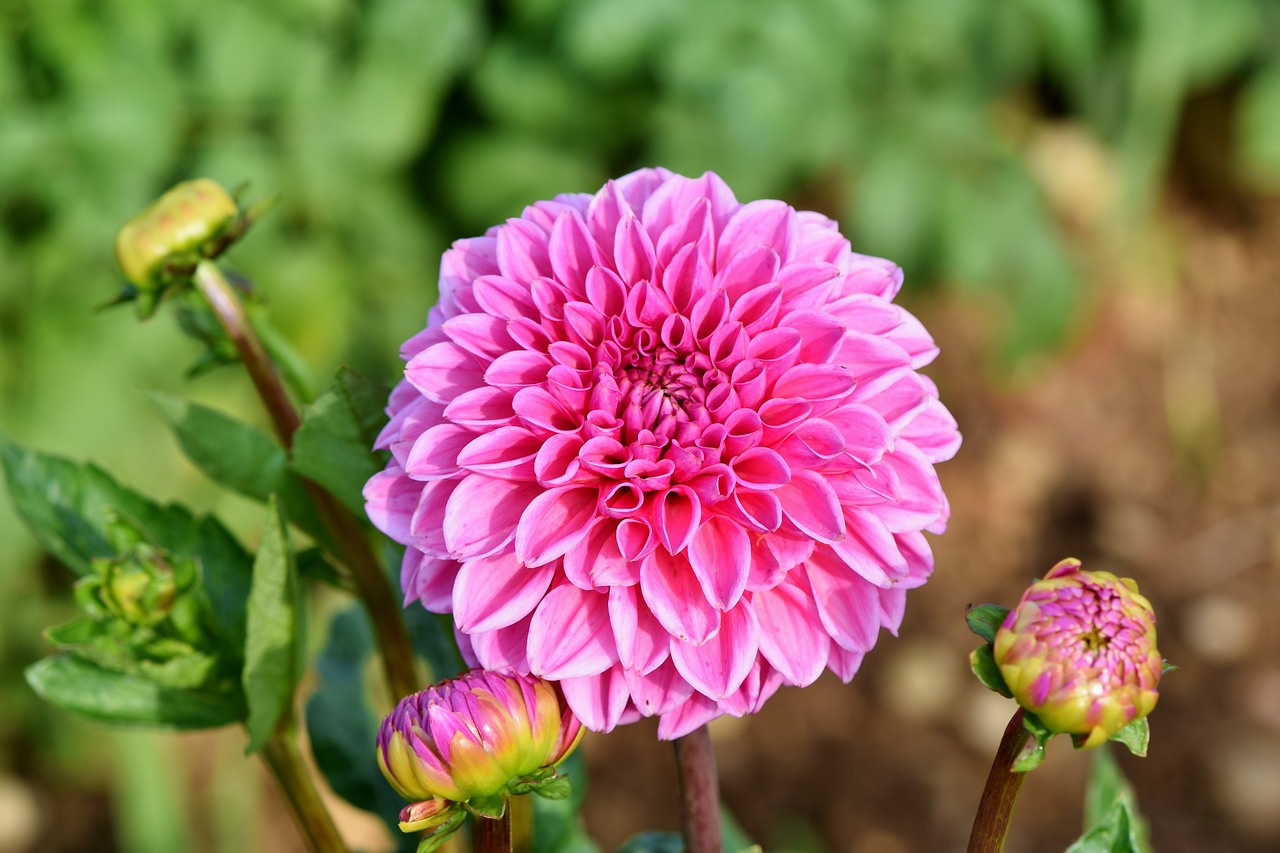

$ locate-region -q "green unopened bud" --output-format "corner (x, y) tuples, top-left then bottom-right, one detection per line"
(993, 558), (1162, 748)
(115, 179), (238, 293)
(84, 547), (179, 627)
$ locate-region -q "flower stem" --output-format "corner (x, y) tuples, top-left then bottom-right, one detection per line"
(471, 812), (512, 853)
(260, 729), (348, 853)
(967, 709), (1030, 853)
(674, 725), (722, 853)
(192, 261), (419, 703)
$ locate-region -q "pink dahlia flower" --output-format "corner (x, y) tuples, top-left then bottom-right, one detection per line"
(365, 168), (960, 739)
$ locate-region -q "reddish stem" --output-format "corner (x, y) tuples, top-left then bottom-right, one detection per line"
(674, 725), (722, 853)
(471, 811), (512, 853)
(967, 709), (1030, 853)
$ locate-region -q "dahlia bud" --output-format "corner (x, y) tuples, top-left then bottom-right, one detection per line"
(993, 558), (1162, 748)
(115, 178), (239, 293)
(87, 548), (179, 627)
(376, 670), (582, 834)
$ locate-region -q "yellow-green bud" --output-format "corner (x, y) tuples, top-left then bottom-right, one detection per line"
(115, 178), (237, 291)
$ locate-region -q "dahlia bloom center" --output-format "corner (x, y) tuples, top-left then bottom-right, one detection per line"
(365, 168), (960, 739)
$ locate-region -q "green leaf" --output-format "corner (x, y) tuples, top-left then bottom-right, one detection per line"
(0, 433), (253, 653)
(533, 749), (599, 853)
(150, 394), (325, 541)
(721, 806), (756, 852)
(1064, 747), (1152, 853)
(25, 655), (244, 729)
(290, 367), (391, 515)
(416, 811), (467, 853)
(1012, 712), (1054, 773)
(242, 497), (302, 754)
(465, 795), (507, 819)
(965, 603), (1009, 644)
(305, 605), (415, 848)
(528, 774), (572, 800)
(1108, 718), (1150, 758)
(970, 645), (1012, 697)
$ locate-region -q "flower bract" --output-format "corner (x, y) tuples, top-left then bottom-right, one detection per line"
(994, 558), (1162, 748)
(366, 168), (960, 738)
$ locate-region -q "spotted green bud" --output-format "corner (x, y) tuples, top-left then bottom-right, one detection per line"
(376, 670), (583, 836)
(993, 558), (1162, 748)
(115, 179), (238, 292)
(82, 546), (180, 627)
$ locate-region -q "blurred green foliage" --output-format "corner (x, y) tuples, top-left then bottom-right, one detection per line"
(3, 0), (1280, 848)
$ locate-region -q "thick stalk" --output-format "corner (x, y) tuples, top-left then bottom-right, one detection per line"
(261, 730), (347, 853)
(674, 725), (722, 853)
(967, 709), (1030, 853)
(193, 262), (419, 702)
(471, 812), (512, 853)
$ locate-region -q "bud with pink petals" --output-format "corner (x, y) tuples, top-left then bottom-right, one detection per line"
(992, 558), (1162, 749)
(376, 670), (582, 839)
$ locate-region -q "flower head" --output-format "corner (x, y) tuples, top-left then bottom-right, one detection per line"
(994, 558), (1162, 748)
(365, 168), (960, 738)
(115, 178), (238, 291)
(376, 670), (581, 829)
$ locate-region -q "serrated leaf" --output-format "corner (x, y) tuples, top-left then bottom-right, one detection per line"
(970, 645), (1013, 697)
(150, 394), (326, 541)
(290, 367), (390, 516)
(26, 655), (244, 729)
(0, 434), (253, 654)
(966, 604), (1009, 644)
(1108, 718), (1149, 758)
(242, 497), (302, 754)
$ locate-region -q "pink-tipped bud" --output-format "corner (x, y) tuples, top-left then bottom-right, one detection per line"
(376, 670), (582, 830)
(115, 178), (238, 291)
(993, 558), (1162, 748)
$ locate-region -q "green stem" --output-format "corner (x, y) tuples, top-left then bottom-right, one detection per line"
(967, 709), (1030, 853)
(193, 261), (419, 703)
(674, 725), (722, 853)
(471, 811), (512, 853)
(260, 729), (348, 853)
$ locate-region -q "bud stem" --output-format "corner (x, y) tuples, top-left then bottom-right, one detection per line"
(674, 725), (722, 853)
(966, 709), (1030, 853)
(261, 729), (348, 853)
(192, 261), (419, 702)
(471, 812), (512, 853)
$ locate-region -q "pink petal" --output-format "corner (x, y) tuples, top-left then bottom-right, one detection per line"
(751, 581), (830, 685)
(514, 486), (600, 567)
(444, 386), (517, 428)
(608, 584), (670, 674)
(655, 486), (701, 554)
(775, 469), (846, 542)
(687, 516), (751, 611)
(804, 552), (880, 652)
(616, 516), (658, 562)
(779, 309), (845, 364)
(657, 693), (721, 740)
(560, 665), (631, 733)
(455, 426), (541, 479)
(827, 645), (865, 683)
(472, 274), (537, 321)
(497, 217), (552, 283)
(771, 363), (856, 414)
(549, 211), (600, 297)
(469, 615), (533, 673)
(442, 475), (540, 559)
(512, 386), (581, 434)
(404, 423), (475, 479)
(669, 604), (758, 700)
(409, 478), (460, 556)
(363, 467), (422, 544)
(405, 342), (486, 404)
(527, 585), (617, 679)
(484, 350), (553, 390)
(825, 404), (892, 466)
(639, 549), (721, 645)
(402, 550), (460, 612)
(714, 246), (779, 302)
(730, 447), (791, 490)
(533, 432), (583, 486)
(453, 551), (557, 632)
(899, 397), (961, 464)
(563, 519), (640, 589)
(442, 314), (515, 360)
(717, 659), (785, 717)
(716, 199), (795, 263)
(625, 660), (694, 719)
(732, 489), (783, 534)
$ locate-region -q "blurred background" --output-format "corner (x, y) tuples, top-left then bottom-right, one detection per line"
(2, 0), (1280, 850)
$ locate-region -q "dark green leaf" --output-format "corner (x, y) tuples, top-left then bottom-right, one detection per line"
(290, 368), (391, 515)
(465, 795), (507, 819)
(0, 434), (253, 653)
(965, 604), (1009, 644)
(25, 655), (244, 729)
(306, 605), (415, 848)
(242, 497), (301, 754)
(1108, 718), (1149, 758)
(528, 774), (572, 800)
(416, 812), (466, 853)
(150, 394), (326, 541)
(970, 645), (1012, 697)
